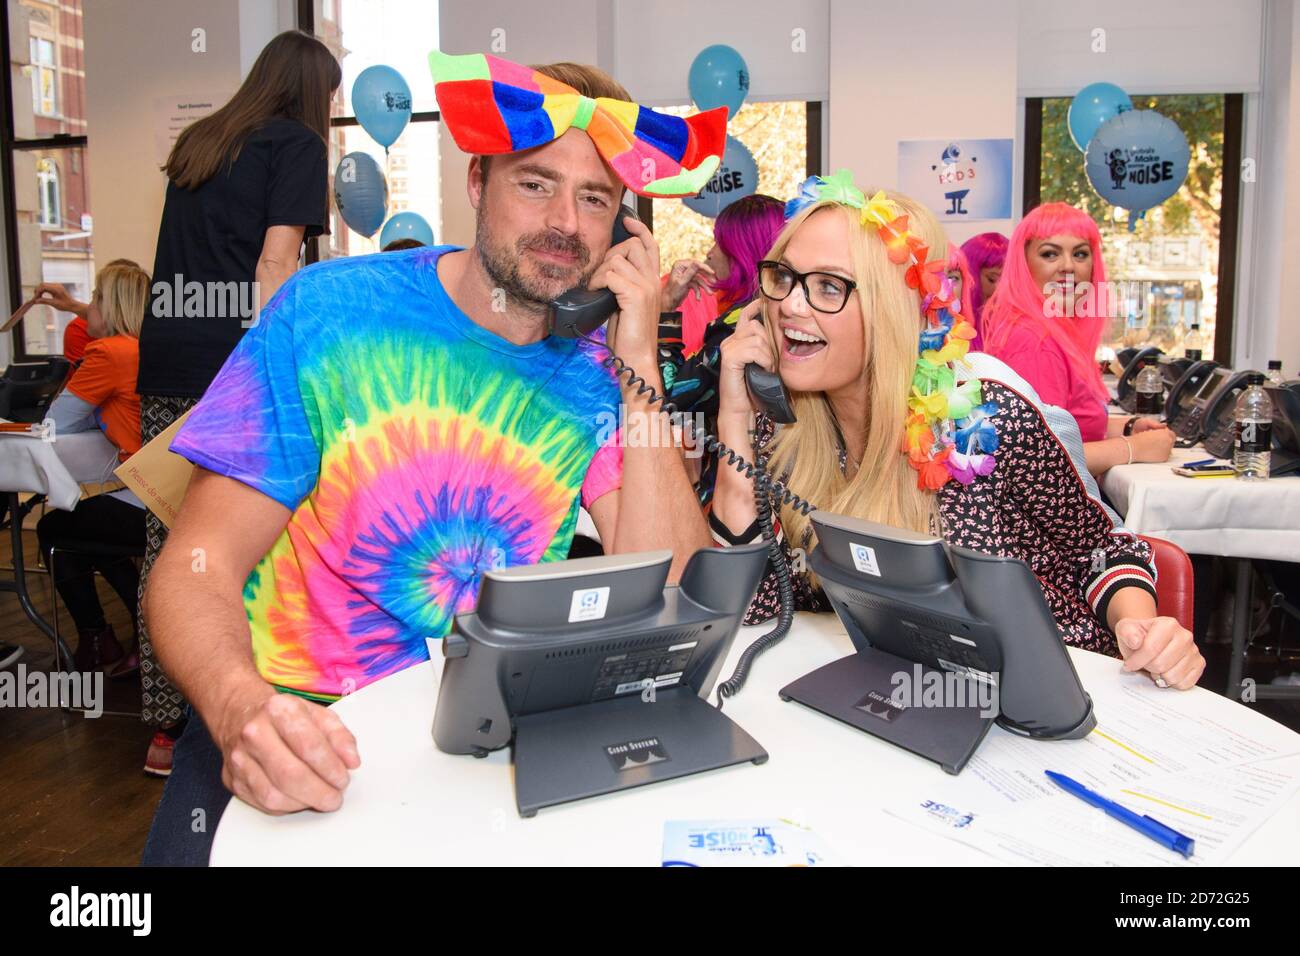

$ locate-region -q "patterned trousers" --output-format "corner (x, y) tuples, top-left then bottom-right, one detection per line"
(137, 395), (197, 727)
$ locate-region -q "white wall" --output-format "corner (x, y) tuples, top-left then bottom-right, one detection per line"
(1260, 0), (1300, 373)
(828, 0), (1019, 247)
(81, 0), (288, 271)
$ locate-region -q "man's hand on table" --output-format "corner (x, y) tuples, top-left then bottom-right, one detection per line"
(214, 679), (361, 815)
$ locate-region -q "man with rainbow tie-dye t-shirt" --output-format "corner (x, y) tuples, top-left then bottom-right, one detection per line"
(140, 61), (714, 865)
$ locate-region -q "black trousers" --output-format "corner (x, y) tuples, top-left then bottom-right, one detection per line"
(35, 494), (146, 634)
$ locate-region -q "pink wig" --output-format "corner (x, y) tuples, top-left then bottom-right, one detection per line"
(712, 194), (785, 311)
(982, 203), (1110, 403)
(959, 231), (1009, 330)
(945, 245), (980, 350)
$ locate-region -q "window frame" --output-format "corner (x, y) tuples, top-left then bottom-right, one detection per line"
(2, 9), (89, 361)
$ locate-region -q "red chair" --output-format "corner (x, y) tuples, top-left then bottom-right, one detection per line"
(1139, 535), (1194, 632)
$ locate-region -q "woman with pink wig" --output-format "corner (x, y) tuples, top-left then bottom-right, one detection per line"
(983, 202), (1173, 477)
(662, 195), (785, 355)
(960, 231), (1008, 345)
(944, 245), (979, 350)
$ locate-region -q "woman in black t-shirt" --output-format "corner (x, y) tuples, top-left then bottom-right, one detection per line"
(136, 31), (340, 775)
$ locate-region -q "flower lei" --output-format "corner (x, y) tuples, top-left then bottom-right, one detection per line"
(786, 169), (999, 490)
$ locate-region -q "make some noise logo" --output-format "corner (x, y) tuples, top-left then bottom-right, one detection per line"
(0, 664), (102, 718)
(50, 886), (151, 936)
(887, 663), (999, 719)
(152, 274), (261, 327)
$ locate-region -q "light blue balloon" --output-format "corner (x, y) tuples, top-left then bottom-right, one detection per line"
(1068, 81), (1133, 151)
(1084, 110), (1189, 227)
(683, 136), (757, 218)
(688, 44), (749, 120)
(333, 152), (388, 238)
(352, 65), (411, 148)
(379, 211), (435, 249)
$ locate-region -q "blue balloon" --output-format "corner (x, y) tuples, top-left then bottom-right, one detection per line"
(683, 136), (757, 218)
(333, 152), (388, 238)
(379, 211), (435, 249)
(1084, 110), (1190, 227)
(1068, 82), (1133, 151)
(688, 45), (749, 120)
(352, 65), (411, 148)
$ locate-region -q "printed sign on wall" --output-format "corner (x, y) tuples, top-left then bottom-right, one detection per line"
(897, 138), (1013, 222)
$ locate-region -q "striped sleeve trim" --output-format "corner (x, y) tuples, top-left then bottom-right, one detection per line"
(1087, 562), (1157, 622)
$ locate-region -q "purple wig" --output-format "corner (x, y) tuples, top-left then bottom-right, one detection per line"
(712, 194), (785, 311)
(960, 231), (1009, 327)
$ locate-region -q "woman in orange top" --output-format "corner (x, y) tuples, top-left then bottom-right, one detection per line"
(36, 260), (150, 673)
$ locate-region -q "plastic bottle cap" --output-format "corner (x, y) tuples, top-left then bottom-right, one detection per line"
(1268, 360), (1282, 370)
(1246, 372), (1266, 386)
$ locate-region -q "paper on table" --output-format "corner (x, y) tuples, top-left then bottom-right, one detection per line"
(897, 755), (1300, 867)
(662, 819), (840, 867)
(901, 670), (1300, 815)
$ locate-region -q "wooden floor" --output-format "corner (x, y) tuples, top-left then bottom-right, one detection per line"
(0, 507), (160, 866)
(1, 503), (1298, 866)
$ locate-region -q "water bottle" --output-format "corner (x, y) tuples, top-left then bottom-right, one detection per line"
(1183, 323), (1203, 361)
(1267, 360), (1284, 387)
(1134, 360), (1164, 417)
(1233, 372), (1273, 481)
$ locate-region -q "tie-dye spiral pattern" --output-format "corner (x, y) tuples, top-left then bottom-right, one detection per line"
(171, 247), (621, 699)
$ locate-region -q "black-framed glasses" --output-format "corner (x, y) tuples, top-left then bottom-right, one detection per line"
(757, 260), (857, 314)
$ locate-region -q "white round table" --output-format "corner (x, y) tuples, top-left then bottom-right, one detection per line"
(211, 612), (1300, 866)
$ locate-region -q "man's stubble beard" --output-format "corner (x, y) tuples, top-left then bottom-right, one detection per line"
(474, 192), (600, 316)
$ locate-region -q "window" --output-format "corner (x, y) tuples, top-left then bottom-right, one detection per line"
(4, 4), (92, 360)
(1024, 94), (1243, 363)
(644, 101), (820, 270)
(35, 157), (58, 226)
(29, 35), (56, 116)
(304, 0), (441, 260)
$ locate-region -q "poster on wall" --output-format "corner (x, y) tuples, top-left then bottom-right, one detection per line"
(897, 138), (1013, 222)
(153, 94), (228, 167)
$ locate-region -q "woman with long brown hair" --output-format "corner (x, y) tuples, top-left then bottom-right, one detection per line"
(136, 30), (340, 777)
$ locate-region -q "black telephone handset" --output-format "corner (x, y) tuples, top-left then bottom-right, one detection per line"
(547, 212), (637, 339)
(1200, 370), (1261, 459)
(1116, 345), (1163, 411)
(744, 358), (797, 424)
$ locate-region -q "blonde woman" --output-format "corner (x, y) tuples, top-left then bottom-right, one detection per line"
(710, 173), (1204, 689)
(37, 260), (151, 674)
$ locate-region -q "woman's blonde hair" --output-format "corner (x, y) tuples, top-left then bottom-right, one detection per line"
(94, 259), (151, 338)
(762, 192), (953, 552)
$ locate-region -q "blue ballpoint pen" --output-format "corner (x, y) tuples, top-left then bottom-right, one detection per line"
(1182, 458), (1217, 468)
(1045, 770), (1195, 858)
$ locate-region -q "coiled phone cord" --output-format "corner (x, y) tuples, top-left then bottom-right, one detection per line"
(579, 332), (815, 708)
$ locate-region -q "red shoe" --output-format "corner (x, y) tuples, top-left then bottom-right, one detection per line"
(144, 731), (175, 777)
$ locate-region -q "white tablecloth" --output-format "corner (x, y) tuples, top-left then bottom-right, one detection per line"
(0, 428), (121, 511)
(211, 612), (1300, 866)
(1100, 445), (1300, 561)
